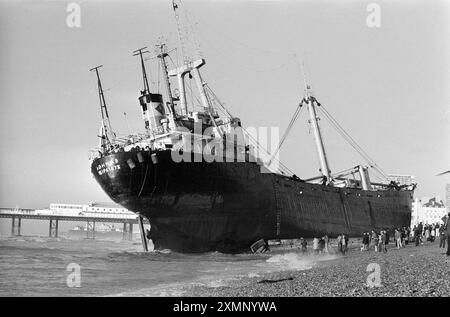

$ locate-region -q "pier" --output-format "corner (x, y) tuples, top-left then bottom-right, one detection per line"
(0, 207), (148, 241)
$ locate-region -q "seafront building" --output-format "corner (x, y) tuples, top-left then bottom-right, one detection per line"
(411, 197), (447, 226)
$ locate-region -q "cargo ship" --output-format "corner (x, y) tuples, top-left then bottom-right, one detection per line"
(89, 1), (415, 253)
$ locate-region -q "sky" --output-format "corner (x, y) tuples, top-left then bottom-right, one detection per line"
(0, 0), (449, 212)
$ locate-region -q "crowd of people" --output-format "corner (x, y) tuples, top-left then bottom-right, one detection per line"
(411, 221), (448, 250)
(294, 212), (450, 257)
(361, 213), (450, 255)
(300, 234), (349, 255)
(361, 227), (408, 253)
(299, 236), (330, 255)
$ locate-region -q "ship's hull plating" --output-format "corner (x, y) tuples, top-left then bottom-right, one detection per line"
(91, 150), (413, 253)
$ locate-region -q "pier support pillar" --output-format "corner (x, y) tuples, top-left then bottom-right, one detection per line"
(137, 216), (148, 252)
(122, 222), (133, 241)
(86, 220), (95, 239)
(49, 218), (59, 238)
(11, 216), (21, 236)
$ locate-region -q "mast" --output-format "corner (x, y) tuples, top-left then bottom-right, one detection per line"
(304, 83), (331, 182)
(132, 47), (150, 94)
(90, 65), (114, 143)
(157, 44), (177, 128)
(133, 47), (156, 135)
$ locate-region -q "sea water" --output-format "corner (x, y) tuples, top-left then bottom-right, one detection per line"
(0, 234), (336, 297)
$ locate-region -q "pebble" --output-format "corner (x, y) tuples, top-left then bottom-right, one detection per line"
(185, 242), (450, 297)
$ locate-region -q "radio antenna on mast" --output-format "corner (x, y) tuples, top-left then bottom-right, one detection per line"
(172, 0), (188, 64)
(296, 54), (311, 98)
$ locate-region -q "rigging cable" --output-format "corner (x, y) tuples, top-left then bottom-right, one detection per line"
(268, 101), (304, 165)
(318, 107), (386, 180)
(243, 127), (295, 176)
(199, 82), (296, 175)
(315, 102), (388, 180)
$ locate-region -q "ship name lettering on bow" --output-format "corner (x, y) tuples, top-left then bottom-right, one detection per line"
(96, 159), (120, 175)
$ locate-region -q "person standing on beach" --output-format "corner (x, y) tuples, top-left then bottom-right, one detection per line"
(337, 234), (343, 254)
(372, 231), (379, 252)
(414, 226), (421, 246)
(313, 237), (319, 255)
(443, 213), (450, 256)
(300, 238), (308, 254)
(362, 233), (369, 251)
(404, 227), (409, 246)
(425, 225), (430, 242)
(341, 234), (348, 255)
(439, 226), (447, 249)
(377, 231), (383, 252)
(319, 238), (325, 254)
(400, 227), (406, 246)
(323, 235), (329, 253)
(417, 222), (423, 245)
(395, 228), (402, 249)
(381, 230), (388, 253)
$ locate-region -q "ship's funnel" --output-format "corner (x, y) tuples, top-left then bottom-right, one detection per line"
(139, 93), (166, 133)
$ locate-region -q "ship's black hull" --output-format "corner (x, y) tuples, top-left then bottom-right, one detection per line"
(91, 150), (413, 253)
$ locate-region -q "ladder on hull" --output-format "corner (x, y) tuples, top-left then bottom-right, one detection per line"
(272, 179), (282, 239)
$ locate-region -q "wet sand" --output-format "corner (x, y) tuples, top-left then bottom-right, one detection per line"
(184, 241), (450, 297)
